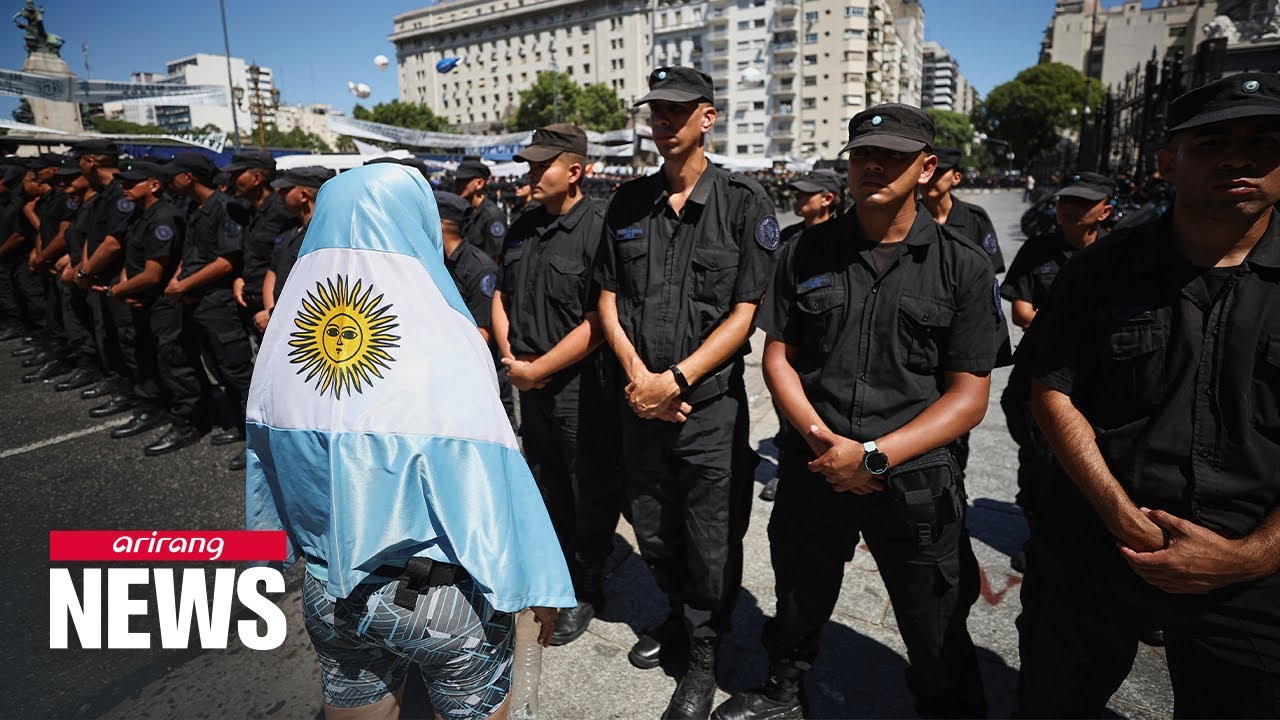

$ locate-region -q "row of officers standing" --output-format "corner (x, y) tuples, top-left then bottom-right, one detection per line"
(4, 62), (1278, 718)
(433, 66), (1280, 720)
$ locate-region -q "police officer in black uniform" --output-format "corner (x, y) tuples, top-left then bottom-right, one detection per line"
(254, 166), (333, 334)
(596, 66), (779, 720)
(22, 155), (80, 382)
(225, 150), (298, 334)
(151, 152), (253, 469)
(436, 189), (498, 340)
(455, 159), (508, 261)
(49, 162), (100, 392)
(714, 105), (996, 720)
(921, 147), (1005, 273)
(102, 161), (186, 441)
(1017, 72), (1280, 718)
(999, 172), (1116, 573)
(495, 124), (620, 646)
(0, 164), (31, 342)
(74, 140), (140, 419)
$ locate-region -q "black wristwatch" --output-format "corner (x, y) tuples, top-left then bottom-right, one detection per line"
(863, 440), (890, 476)
(668, 364), (690, 392)
(104, 287), (113, 299)
(75, 268), (88, 279)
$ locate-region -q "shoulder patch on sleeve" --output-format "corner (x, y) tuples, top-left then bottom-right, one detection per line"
(116, 198), (135, 214)
(154, 224), (174, 242)
(982, 233), (998, 254)
(65, 197), (79, 211)
(480, 273), (497, 298)
(224, 220), (242, 238)
(756, 215), (781, 251)
(489, 220), (506, 238)
(273, 234), (283, 245)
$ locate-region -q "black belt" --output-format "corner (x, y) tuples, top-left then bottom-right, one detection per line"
(309, 555), (467, 611)
(683, 363), (736, 405)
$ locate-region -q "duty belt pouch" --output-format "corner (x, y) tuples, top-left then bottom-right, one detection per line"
(884, 447), (963, 551)
(683, 363), (735, 405)
(392, 557), (460, 610)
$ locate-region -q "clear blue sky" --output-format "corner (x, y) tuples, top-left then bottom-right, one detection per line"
(0, 0), (1091, 121)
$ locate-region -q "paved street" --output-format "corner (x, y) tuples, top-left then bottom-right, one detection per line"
(7, 189), (1175, 719)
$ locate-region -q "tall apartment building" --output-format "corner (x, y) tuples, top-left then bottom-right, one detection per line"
(392, 0), (918, 160)
(106, 54), (276, 136)
(922, 41), (975, 116)
(1040, 0), (1218, 88)
(891, 0), (925, 106)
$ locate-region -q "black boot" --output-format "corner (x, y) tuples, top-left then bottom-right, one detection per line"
(80, 380), (114, 400)
(712, 673), (804, 720)
(54, 367), (100, 392)
(23, 358), (72, 383)
(111, 410), (169, 439)
(144, 423), (201, 457)
(210, 427), (245, 446)
(89, 394), (136, 418)
(22, 349), (61, 368)
(629, 613), (686, 670)
(663, 637), (718, 720)
(227, 451), (246, 471)
(0, 324), (24, 342)
(759, 476), (779, 502)
(11, 344), (35, 358)
(550, 601), (596, 646)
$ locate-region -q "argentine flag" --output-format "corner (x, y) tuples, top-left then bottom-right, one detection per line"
(245, 164), (574, 612)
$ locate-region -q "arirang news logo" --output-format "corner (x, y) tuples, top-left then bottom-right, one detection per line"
(49, 530), (288, 650)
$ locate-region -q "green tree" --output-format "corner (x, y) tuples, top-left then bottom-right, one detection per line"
(254, 125), (333, 153)
(976, 62), (1104, 168)
(927, 109), (974, 150)
(352, 100), (450, 132)
(576, 83), (627, 132)
(507, 72), (582, 131)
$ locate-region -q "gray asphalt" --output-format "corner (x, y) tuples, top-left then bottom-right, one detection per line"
(5, 189), (1175, 719)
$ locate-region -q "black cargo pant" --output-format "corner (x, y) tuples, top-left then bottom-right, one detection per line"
(765, 447), (987, 718)
(999, 385), (1057, 517)
(151, 296), (205, 426)
(14, 261), (47, 339)
(186, 288), (253, 426)
(519, 353), (621, 606)
(90, 285), (130, 385)
(60, 282), (97, 369)
(1017, 480), (1280, 719)
(619, 368), (755, 640)
(0, 261), (21, 329)
(114, 296), (163, 411)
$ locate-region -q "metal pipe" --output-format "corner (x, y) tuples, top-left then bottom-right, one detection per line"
(218, 0), (242, 149)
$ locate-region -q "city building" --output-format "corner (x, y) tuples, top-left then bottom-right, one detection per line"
(1039, 0), (1218, 88)
(922, 40), (976, 116)
(391, 0), (921, 160)
(274, 103), (347, 150)
(105, 54), (277, 137)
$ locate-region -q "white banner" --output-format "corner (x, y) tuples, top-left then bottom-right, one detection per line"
(326, 115), (636, 154)
(0, 68), (225, 105)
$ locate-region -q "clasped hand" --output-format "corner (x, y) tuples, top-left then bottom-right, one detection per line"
(625, 368), (691, 423)
(805, 425), (885, 495)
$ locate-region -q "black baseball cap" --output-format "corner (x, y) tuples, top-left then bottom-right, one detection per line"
(934, 147), (964, 171)
(1166, 72), (1280, 133)
(454, 159), (491, 181)
(0, 165), (26, 188)
(118, 161), (168, 184)
(434, 190), (469, 224)
(514, 123), (589, 163)
(161, 152), (218, 184)
(840, 103), (935, 154)
(398, 157), (432, 181)
(1056, 171), (1116, 202)
(70, 139), (118, 157)
(788, 169), (843, 195)
(52, 156), (83, 177)
(223, 149), (276, 174)
(634, 66), (715, 107)
(270, 165), (335, 191)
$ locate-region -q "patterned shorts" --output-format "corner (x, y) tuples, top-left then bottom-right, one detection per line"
(301, 570), (515, 718)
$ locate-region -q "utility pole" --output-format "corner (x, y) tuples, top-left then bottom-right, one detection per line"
(218, 0), (242, 149)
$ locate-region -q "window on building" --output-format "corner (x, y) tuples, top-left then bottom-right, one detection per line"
(802, 97), (816, 109)
(737, 144), (750, 153)
(752, 122), (764, 132)
(845, 28), (864, 38)
(737, 122), (750, 132)
(803, 54), (818, 65)
(738, 20), (750, 29)
(754, 18), (765, 27)
(802, 120), (816, 130)
(804, 33), (818, 43)
(753, 100), (765, 110)
(804, 11), (818, 22)
(803, 75), (817, 86)
(752, 144), (764, 153)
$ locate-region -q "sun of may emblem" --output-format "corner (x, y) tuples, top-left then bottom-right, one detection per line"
(288, 275), (400, 399)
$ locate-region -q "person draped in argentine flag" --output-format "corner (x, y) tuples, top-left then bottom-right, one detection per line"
(244, 163), (575, 616)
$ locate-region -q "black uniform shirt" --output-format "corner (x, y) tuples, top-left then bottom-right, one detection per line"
(758, 206), (1000, 446)
(501, 197), (605, 355)
(123, 198), (185, 297)
(241, 191), (299, 295)
(596, 165), (779, 370)
(36, 190), (78, 248)
(943, 198), (1005, 274)
(446, 239), (499, 329)
(179, 190), (242, 288)
(780, 220), (806, 247)
(63, 193), (96, 264)
(1000, 228), (1077, 310)
(85, 178), (135, 276)
(1031, 211), (1280, 538)
(270, 224), (307, 303)
(462, 197), (508, 259)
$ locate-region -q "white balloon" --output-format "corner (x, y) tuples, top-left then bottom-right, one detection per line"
(374, 54), (390, 69)
(347, 81), (372, 99)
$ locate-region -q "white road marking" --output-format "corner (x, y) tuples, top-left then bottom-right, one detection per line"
(0, 420), (127, 459)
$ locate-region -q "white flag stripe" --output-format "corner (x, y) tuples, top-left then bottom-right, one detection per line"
(247, 247), (515, 450)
